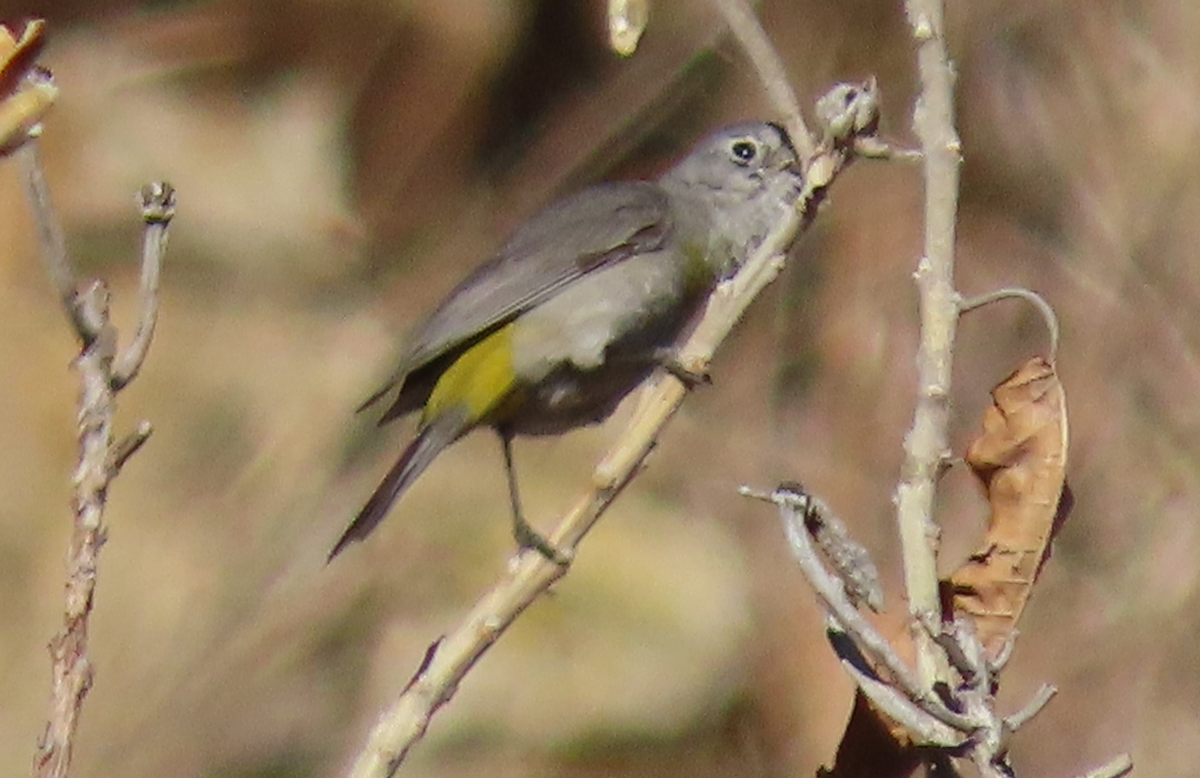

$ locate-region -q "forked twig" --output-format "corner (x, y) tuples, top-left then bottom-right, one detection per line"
(743, 484), (975, 739)
(20, 136), (175, 778)
(754, 483), (1095, 774)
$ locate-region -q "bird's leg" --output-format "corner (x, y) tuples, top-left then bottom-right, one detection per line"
(499, 432), (570, 566)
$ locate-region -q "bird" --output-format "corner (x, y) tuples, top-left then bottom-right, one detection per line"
(329, 122), (801, 562)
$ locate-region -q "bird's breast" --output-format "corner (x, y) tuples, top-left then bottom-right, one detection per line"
(501, 248), (706, 435)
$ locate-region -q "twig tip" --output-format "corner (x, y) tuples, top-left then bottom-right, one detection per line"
(139, 181), (177, 225)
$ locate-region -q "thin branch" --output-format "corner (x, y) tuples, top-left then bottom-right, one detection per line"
(16, 140), (89, 339)
(343, 75), (881, 778)
(827, 624), (964, 748)
(958, 286), (1060, 362)
(745, 484), (977, 736)
(987, 634), (1015, 674)
(1003, 683), (1057, 732)
(33, 281), (114, 778)
(709, 0), (814, 161)
(108, 421), (154, 477)
(898, 0), (962, 692)
(111, 182), (176, 389)
(21, 142), (173, 778)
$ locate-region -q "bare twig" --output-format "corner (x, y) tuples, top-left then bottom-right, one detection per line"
(898, 0), (962, 692)
(17, 141), (88, 338)
(959, 286), (1060, 362)
(111, 182), (176, 388)
(343, 71), (881, 777)
(744, 484), (975, 737)
(108, 421), (154, 477)
(827, 624), (963, 747)
(744, 486), (914, 685)
(1003, 683), (1057, 732)
(709, 0), (814, 161)
(21, 137), (174, 778)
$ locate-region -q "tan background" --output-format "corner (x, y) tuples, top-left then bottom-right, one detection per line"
(0, 1), (1193, 776)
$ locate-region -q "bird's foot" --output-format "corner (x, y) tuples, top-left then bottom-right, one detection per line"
(653, 348), (711, 388)
(514, 521), (572, 567)
(662, 358), (711, 388)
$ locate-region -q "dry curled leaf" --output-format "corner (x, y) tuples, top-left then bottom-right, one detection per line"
(823, 692), (924, 778)
(948, 356), (1070, 659)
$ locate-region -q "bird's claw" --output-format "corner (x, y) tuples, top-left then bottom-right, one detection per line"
(661, 356), (711, 388)
(515, 521), (572, 567)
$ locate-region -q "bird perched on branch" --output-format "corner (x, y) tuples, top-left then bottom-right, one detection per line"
(330, 122), (801, 563)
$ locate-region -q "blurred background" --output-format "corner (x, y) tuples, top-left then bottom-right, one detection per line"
(0, 0), (1195, 775)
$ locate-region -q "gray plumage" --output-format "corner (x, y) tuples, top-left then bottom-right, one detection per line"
(331, 122), (801, 560)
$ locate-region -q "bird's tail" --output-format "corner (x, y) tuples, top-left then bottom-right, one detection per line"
(328, 415), (463, 561)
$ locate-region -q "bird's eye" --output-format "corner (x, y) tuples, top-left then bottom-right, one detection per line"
(730, 139), (758, 164)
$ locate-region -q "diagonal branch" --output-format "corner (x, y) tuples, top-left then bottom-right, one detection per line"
(747, 484), (976, 739)
(709, 0), (813, 161)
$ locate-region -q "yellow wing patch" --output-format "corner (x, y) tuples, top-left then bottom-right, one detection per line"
(423, 324), (518, 424)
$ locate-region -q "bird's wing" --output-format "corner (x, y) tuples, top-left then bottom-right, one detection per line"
(359, 181), (673, 411)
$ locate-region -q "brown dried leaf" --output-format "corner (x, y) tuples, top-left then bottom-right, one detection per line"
(948, 356), (1071, 659)
(821, 692), (923, 778)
